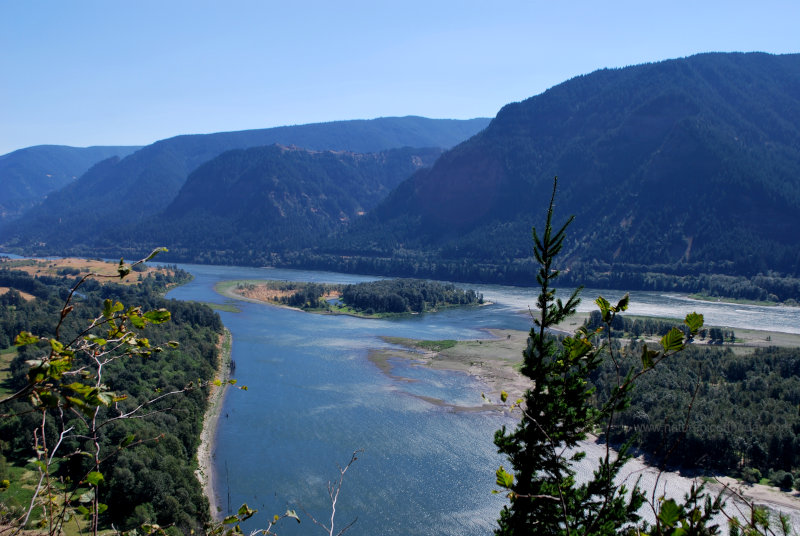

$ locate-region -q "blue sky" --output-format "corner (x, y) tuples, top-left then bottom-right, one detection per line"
(1, 1), (798, 155)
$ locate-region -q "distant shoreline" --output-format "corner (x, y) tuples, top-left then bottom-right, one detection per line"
(214, 279), (490, 319)
(196, 327), (232, 521)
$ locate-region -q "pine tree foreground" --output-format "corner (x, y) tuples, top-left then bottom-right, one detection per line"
(492, 178), (795, 535)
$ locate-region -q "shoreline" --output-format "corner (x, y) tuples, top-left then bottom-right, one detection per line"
(373, 329), (532, 406)
(196, 327), (233, 521)
(214, 279), (491, 319)
(377, 326), (800, 521)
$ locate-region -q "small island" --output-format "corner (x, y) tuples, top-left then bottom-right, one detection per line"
(216, 278), (484, 317)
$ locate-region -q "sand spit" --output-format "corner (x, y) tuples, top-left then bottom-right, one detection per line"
(196, 328), (233, 521)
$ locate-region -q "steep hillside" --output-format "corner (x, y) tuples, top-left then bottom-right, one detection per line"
(332, 53), (800, 281)
(126, 145), (442, 262)
(0, 117), (488, 252)
(0, 145), (140, 220)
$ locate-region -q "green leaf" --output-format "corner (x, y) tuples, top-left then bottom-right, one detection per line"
(500, 390), (508, 403)
(144, 247), (168, 262)
(14, 331), (39, 346)
(84, 335), (107, 346)
(47, 357), (73, 379)
(222, 515), (238, 525)
(615, 293), (630, 312)
(658, 498), (681, 527)
(121, 434), (135, 448)
(118, 258), (131, 278)
(143, 309), (171, 324)
(103, 299), (124, 319)
(27, 361), (46, 383)
(95, 391), (115, 406)
(38, 391), (60, 408)
(66, 382), (92, 395)
(49, 338), (64, 353)
(660, 327), (685, 353)
(85, 471), (104, 486)
(684, 312), (704, 335)
(130, 314), (146, 329)
(562, 336), (592, 359)
(285, 509), (300, 523)
(78, 489), (95, 503)
(496, 466), (514, 489)
(595, 296), (612, 322)
(641, 345), (658, 370)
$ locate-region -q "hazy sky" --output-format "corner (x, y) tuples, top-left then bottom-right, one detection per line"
(2, 1), (798, 155)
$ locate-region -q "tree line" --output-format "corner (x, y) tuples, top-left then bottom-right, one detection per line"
(339, 278), (483, 314)
(589, 336), (800, 490)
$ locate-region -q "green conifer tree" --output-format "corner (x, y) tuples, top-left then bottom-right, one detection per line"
(493, 177), (645, 535)
(492, 177), (734, 535)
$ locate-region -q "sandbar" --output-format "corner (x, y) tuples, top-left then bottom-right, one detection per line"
(195, 328), (232, 521)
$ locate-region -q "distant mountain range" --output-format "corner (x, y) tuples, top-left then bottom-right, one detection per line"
(0, 145), (141, 220)
(3, 53), (800, 298)
(0, 116), (489, 250)
(145, 145), (444, 261)
(325, 52), (800, 283)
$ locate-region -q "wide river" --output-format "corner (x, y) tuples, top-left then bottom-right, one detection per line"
(166, 263), (800, 535)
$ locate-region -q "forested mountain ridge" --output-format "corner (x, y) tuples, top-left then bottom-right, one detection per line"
(326, 52), (800, 284)
(0, 117), (489, 252)
(137, 145), (443, 262)
(0, 144), (141, 221)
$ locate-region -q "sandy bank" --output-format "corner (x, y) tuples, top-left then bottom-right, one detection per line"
(375, 324), (800, 523)
(195, 328), (232, 521)
(373, 329), (532, 407)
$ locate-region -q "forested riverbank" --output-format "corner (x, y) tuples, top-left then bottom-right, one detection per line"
(216, 278), (484, 317)
(0, 261), (225, 533)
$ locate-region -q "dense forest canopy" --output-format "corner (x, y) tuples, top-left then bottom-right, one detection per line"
(592, 341), (800, 487)
(0, 265), (223, 532)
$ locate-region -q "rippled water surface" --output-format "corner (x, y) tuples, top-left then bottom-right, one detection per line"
(166, 264), (800, 534)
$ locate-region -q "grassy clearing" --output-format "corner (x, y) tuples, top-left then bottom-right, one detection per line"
(1, 463), (39, 528)
(382, 337), (458, 351)
(0, 287), (35, 301)
(0, 257), (172, 287)
(0, 347), (18, 396)
(196, 301), (241, 313)
(412, 340), (458, 352)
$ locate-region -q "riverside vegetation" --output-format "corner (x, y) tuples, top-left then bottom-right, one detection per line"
(224, 278), (483, 317)
(580, 310), (800, 483)
(0, 253), (229, 534)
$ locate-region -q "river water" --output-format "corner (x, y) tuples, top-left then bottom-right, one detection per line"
(165, 264), (800, 534)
